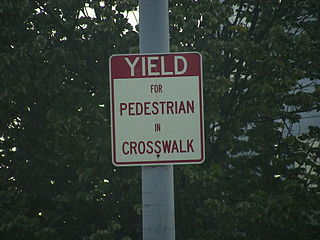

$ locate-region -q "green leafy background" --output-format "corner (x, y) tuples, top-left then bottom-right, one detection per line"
(1, 0), (319, 239)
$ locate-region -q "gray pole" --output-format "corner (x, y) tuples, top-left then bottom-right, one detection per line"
(139, 1), (175, 240)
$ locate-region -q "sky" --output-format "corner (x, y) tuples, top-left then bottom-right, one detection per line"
(80, 4), (139, 29)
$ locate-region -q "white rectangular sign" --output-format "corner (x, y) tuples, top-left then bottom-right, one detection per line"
(109, 52), (204, 166)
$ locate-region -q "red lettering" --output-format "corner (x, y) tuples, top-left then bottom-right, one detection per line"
(122, 142), (129, 155)
(130, 141), (137, 154)
(138, 141), (145, 154)
(136, 102), (143, 115)
(162, 140), (172, 153)
(119, 100), (195, 116)
(154, 140), (161, 153)
(187, 101), (194, 113)
(146, 141), (153, 154)
(178, 101), (186, 114)
(120, 103), (127, 116)
(171, 140), (179, 153)
(159, 101), (166, 114)
(167, 101), (174, 114)
(179, 140), (186, 153)
(121, 139), (195, 155)
(128, 102), (135, 115)
(175, 101), (178, 113)
(187, 139), (194, 152)
(144, 102), (151, 115)
(152, 102), (159, 114)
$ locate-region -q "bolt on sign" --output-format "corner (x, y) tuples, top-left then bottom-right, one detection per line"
(109, 52), (205, 166)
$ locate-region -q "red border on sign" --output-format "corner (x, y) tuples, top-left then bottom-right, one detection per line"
(109, 52), (205, 166)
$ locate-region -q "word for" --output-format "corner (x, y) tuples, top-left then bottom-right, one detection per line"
(125, 55), (187, 76)
(150, 84), (162, 93)
(122, 139), (194, 155)
(119, 100), (194, 116)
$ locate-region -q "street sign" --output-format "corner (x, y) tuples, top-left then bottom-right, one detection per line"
(109, 52), (204, 166)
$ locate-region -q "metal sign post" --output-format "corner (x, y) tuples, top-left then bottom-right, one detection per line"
(109, 0), (204, 239)
(139, 1), (175, 239)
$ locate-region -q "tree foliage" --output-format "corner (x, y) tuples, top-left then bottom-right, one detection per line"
(1, 0), (139, 239)
(1, 0), (319, 240)
(170, 0), (320, 239)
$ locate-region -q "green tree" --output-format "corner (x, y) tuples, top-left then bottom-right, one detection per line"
(1, 0), (140, 239)
(1, 0), (320, 240)
(170, 0), (320, 239)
